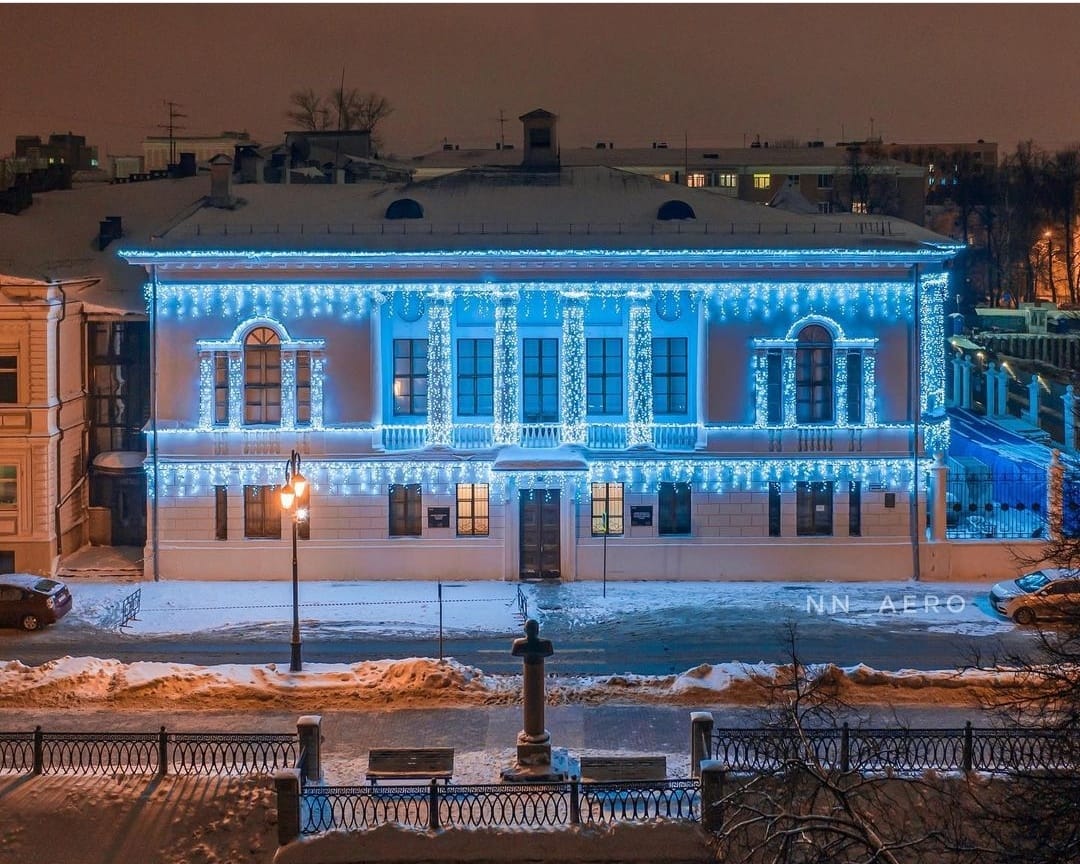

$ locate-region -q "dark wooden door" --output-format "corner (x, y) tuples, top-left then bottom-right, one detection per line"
(519, 489), (561, 580)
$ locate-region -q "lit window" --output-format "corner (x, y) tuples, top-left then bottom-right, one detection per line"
(851, 201), (868, 214)
(296, 351), (311, 427)
(591, 482), (624, 536)
(389, 483), (422, 536)
(687, 172), (706, 188)
(795, 325), (833, 424)
(393, 339), (428, 416)
(753, 173), (771, 190)
(652, 337), (687, 414)
(243, 485), (281, 539)
(457, 339), (494, 417)
(658, 482), (691, 535)
(586, 338), (622, 415)
(0, 357), (16, 403)
(716, 173), (737, 188)
(0, 466), (15, 506)
(213, 352), (228, 426)
(457, 483), (489, 536)
(243, 327), (281, 425)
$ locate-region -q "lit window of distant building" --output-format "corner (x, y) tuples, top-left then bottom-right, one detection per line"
(753, 173), (771, 190)
(852, 201), (868, 215)
(687, 172), (706, 188)
(714, 173), (737, 188)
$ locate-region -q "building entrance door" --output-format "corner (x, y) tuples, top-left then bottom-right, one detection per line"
(519, 489), (561, 580)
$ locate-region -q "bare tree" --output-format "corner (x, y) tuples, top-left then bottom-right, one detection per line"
(286, 88), (332, 131)
(710, 625), (987, 864)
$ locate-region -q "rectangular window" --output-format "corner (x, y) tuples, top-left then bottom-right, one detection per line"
(243, 485), (281, 539)
(817, 174), (834, 189)
(0, 466), (15, 506)
(658, 482), (691, 535)
(587, 338), (622, 415)
(752, 173), (771, 190)
(522, 338), (559, 422)
(766, 349), (782, 425)
(591, 482), (624, 536)
(852, 200), (868, 215)
(296, 351), (311, 427)
(0, 551), (13, 571)
(0, 357), (16, 403)
(687, 172), (706, 188)
(716, 173), (737, 188)
(389, 483), (423, 536)
(393, 339), (428, 416)
(768, 482), (781, 537)
(456, 483), (489, 536)
(846, 351), (864, 425)
(214, 486), (228, 540)
(796, 481), (834, 536)
(652, 337), (688, 415)
(457, 339), (494, 417)
(849, 481), (862, 537)
(213, 353), (229, 426)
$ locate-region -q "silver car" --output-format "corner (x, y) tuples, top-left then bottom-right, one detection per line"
(989, 568), (1080, 624)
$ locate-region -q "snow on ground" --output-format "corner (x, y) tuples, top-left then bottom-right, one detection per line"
(0, 654), (1018, 711)
(61, 578), (1013, 639)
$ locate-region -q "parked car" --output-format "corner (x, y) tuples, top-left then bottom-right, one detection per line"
(989, 568), (1080, 624)
(0, 574), (72, 631)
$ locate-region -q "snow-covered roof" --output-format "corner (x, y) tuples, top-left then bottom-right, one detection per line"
(0, 177), (206, 313)
(148, 166), (952, 255)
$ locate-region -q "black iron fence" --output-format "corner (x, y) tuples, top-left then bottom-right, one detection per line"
(944, 468), (1047, 539)
(0, 726), (297, 776)
(711, 723), (1080, 773)
(300, 779), (700, 835)
(101, 587), (142, 630)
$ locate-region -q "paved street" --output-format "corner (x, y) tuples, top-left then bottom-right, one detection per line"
(0, 579), (1036, 674)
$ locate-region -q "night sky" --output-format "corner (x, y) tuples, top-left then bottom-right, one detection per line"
(3, 4), (1078, 160)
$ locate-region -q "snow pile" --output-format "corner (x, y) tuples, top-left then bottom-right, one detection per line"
(0, 656), (1023, 710)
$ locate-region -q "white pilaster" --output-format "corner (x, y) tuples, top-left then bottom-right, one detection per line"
(426, 290), (453, 447)
(493, 291), (520, 445)
(560, 293), (587, 445)
(626, 292), (653, 447)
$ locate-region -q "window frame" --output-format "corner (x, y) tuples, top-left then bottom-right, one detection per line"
(243, 484), (281, 539)
(393, 339), (429, 416)
(243, 327), (282, 426)
(296, 350), (312, 427)
(591, 482), (624, 536)
(586, 337), (623, 416)
(456, 483), (490, 536)
(652, 337), (688, 415)
(0, 465), (15, 507)
(213, 352), (229, 426)
(658, 482), (691, 536)
(456, 338), (494, 418)
(752, 173), (771, 190)
(214, 485), (228, 540)
(795, 325), (834, 424)
(0, 356), (17, 404)
(846, 350), (864, 425)
(389, 483), (423, 537)
(522, 337), (559, 423)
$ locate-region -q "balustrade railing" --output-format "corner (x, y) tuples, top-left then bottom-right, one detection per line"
(520, 424), (562, 448)
(450, 424), (494, 450)
(380, 425), (428, 451)
(652, 423), (698, 451)
(588, 425), (628, 450)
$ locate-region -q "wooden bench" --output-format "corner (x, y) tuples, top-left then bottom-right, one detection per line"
(365, 747), (455, 784)
(578, 755), (667, 782)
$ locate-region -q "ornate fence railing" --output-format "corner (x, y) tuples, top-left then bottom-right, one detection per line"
(101, 587), (142, 630)
(300, 779), (700, 835)
(0, 727), (297, 776)
(711, 724), (1080, 773)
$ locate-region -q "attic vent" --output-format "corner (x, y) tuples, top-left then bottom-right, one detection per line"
(385, 198), (424, 220)
(657, 200), (696, 221)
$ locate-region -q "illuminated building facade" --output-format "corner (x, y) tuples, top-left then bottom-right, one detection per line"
(122, 155), (961, 582)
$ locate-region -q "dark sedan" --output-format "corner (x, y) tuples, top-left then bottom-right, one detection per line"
(0, 574), (73, 631)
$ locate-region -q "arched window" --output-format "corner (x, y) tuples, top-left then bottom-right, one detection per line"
(244, 327), (281, 425)
(795, 324), (833, 424)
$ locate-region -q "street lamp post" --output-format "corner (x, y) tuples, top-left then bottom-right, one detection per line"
(279, 450), (308, 672)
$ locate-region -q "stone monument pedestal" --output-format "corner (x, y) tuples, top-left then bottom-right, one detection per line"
(501, 619), (568, 783)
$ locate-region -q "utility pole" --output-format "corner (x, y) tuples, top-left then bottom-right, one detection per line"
(496, 109), (507, 149)
(158, 101), (186, 169)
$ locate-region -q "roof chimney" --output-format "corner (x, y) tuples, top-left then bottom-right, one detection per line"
(519, 108), (559, 170)
(208, 154), (234, 207)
